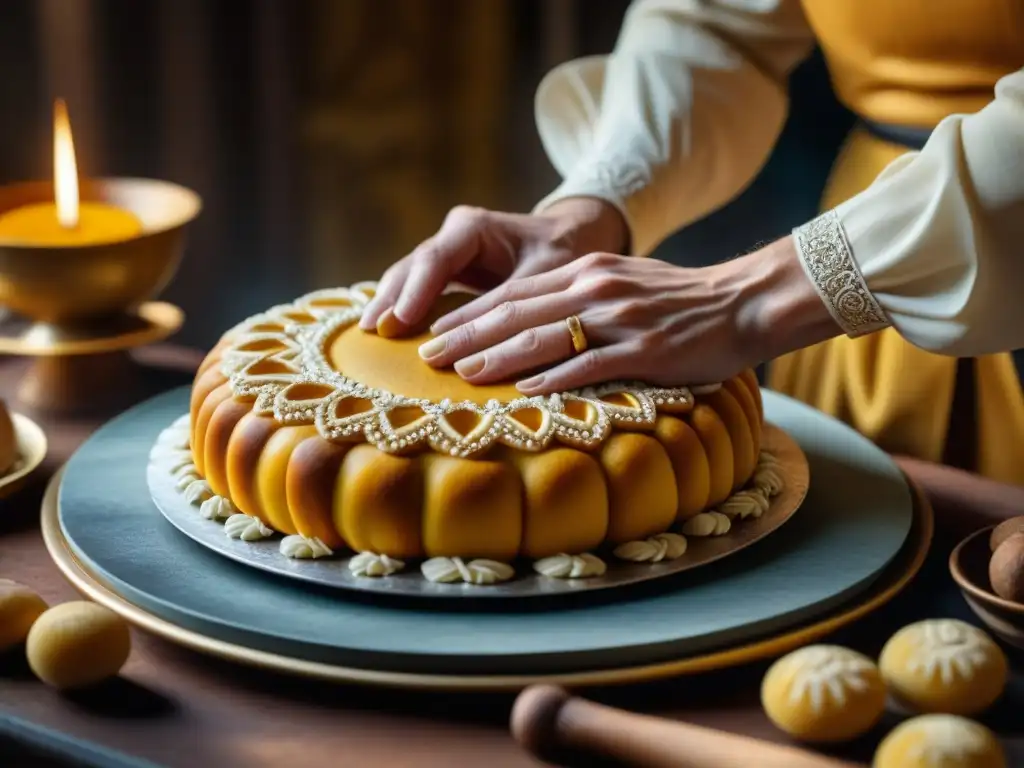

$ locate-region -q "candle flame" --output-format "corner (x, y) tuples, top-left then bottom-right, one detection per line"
(53, 99), (79, 229)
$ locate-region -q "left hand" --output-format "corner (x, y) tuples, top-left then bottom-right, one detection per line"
(418, 251), (765, 395)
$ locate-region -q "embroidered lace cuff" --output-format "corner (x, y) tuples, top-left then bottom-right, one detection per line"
(792, 210), (890, 338)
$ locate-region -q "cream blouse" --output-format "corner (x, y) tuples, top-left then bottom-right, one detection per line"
(532, 0), (1024, 357)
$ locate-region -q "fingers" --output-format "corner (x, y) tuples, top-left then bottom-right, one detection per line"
(516, 342), (638, 395)
(452, 322), (573, 385)
(419, 292), (578, 369)
(360, 206), (489, 334)
(430, 266), (575, 336)
(359, 260), (411, 331)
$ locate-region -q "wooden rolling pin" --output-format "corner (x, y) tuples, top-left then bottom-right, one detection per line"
(511, 685), (864, 768)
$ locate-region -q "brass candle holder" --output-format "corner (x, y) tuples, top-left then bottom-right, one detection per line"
(0, 178), (201, 413)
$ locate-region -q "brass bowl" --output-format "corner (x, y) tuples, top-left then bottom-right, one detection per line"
(949, 526), (1024, 649)
(0, 178), (201, 324)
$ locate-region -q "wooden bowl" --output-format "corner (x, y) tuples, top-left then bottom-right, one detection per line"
(0, 412), (48, 499)
(949, 527), (1024, 649)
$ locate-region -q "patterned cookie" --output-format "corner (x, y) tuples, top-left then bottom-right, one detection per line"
(873, 715), (1005, 768)
(761, 644), (887, 742)
(879, 620), (1008, 716)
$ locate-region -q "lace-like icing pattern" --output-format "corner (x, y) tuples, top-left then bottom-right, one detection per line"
(793, 211), (889, 338)
(219, 282), (716, 458)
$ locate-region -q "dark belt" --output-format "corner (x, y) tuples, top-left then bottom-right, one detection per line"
(860, 118), (932, 151)
(858, 117), (1024, 382)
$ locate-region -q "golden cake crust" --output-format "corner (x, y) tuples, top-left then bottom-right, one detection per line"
(188, 285), (768, 560)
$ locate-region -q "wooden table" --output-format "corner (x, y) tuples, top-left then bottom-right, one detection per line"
(0, 348), (1021, 768)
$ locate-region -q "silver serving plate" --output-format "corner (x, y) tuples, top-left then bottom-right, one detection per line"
(148, 423), (808, 599)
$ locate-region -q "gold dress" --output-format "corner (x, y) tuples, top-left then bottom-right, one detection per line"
(531, 0), (1024, 484)
(769, 1), (1024, 481)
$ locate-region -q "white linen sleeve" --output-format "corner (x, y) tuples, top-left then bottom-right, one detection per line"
(532, 0), (815, 256)
(793, 68), (1024, 357)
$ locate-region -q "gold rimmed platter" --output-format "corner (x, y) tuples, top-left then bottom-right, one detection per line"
(50, 388), (919, 678)
(43, 464), (933, 690)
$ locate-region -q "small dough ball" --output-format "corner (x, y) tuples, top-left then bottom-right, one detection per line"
(873, 714), (1005, 768)
(879, 619), (1007, 716)
(989, 516), (1024, 552)
(0, 579), (48, 651)
(26, 601), (131, 689)
(761, 645), (886, 742)
(989, 534), (1024, 603)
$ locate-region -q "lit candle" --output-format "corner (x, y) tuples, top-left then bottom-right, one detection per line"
(0, 100), (142, 246)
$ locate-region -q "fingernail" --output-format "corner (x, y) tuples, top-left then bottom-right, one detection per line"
(376, 308), (404, 338)
(517, 375), (544, 392)
(430, 314), (455, 335)
(455, 355), (484, 378)
(418, 336), (446, 360)
(358, 306), (377, 330)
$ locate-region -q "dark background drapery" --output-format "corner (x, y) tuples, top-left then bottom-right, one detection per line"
(0, 0), (853, 349)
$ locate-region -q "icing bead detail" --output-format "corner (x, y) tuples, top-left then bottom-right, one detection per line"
(349, 552), (405, 578)
(279, 535), (333, 560)
(680, 511), (731, 537)
(199, 495), (236, 521)
(183, 479), (213, 505)
(421, 557), (514, 585)
(224, 514), (274, 541)
(219, 283), (720, 458)
(613, 533), (687, 563)
(533, 553), (607, 579)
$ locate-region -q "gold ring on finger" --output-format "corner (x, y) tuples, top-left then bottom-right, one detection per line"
(566, 315), (588, 355)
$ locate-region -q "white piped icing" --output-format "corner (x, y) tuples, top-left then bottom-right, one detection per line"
(171, 414), (191, 429)
(783, 646), (878, 714)
(183, 479), (213, 505)
(900, 715), (1002, 763)
(613, 533), (687, 563)
(349, 552), (405, 577)
(175, 468), (202, 491)
(680, 511), (731, 537)
(173, 462), (198, 479)
(903, 619), (997, 684)
(421, 557), (514, 585)
(718, 488), (770, 520)
(199, 495), (236, 521)
(753, 464), (785, 497)
(533, 553), (607, 579)
(224, 513), (274, 541)
(157, 428), (190, 451)
(163, 454), (194, 476)
(279, 535), (333, 559)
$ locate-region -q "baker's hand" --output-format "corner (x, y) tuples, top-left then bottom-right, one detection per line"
(359, 198), (628, 336)
(420, 239), (840, 394)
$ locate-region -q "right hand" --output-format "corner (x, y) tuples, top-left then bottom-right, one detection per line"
(358, 197), (629, 336)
